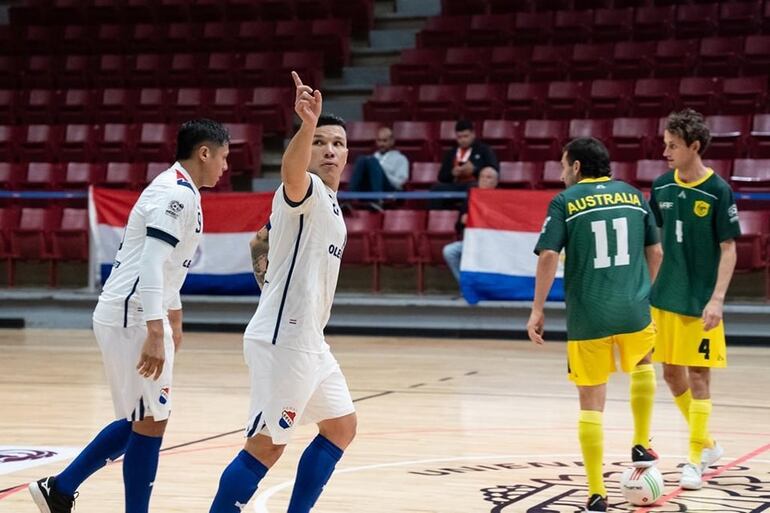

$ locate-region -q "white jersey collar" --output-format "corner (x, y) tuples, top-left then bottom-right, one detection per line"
(171, 162), (199, 196)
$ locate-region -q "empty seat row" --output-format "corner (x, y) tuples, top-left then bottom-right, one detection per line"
(391, 38), (770, 85)
(0, 123), (263, 177)
(3, 51), (323, 90)
(421, 4), (770, 47)
(3, 87), (293, 133)
(12, 20), (350, 70)
(365, 78), (770, 122)
(443, 0), (770, 16)
(347, 116), (770, 163)
(9, 0), (373, 35)
(0, 161), (233, 192)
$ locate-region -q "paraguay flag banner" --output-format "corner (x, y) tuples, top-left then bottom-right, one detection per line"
(89, 187), (272, 295)
(460, 188), (565, 304)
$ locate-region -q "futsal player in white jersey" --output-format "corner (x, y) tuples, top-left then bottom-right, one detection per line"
(29, 119), (229, 513)
(209, 72), (356, 513)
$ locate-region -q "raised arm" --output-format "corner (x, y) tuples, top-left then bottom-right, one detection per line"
(282, 71), (321, 203)
(250, 225), (269, 288)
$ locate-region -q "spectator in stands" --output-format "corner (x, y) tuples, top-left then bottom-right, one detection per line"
(442, 167), (499, 289)
(348, 126), (409, 193)
(431, 119), (498, 209)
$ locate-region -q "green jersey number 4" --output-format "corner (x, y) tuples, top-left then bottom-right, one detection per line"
(591, 217), (630, 269)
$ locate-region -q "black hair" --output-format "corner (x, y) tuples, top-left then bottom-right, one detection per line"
(563, 137), (611, 179)
(455, 119), (474, 132)
(665, 108), (711, 155)
(316, 113), (346, 131)
(175, 119), (230, 160)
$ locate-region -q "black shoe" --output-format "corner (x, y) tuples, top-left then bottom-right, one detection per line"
(28, 476), (76, 513)
(585, 493), (607, 512)
(631, 444), (659, 468)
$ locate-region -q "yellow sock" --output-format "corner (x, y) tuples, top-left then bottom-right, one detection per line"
(579, 410), (606, 497)
(630, 364), (656, 447)
(689, 399), (713, 465)
(674, 388), (692, 423)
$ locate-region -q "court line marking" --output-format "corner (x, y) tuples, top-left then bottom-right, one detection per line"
(632, 441), (770, 513)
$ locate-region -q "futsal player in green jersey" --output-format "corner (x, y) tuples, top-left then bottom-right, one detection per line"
(650, 109), (741, 490)
(527, 137), (663, 513)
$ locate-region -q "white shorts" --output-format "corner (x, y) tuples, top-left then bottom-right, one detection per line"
(93, 319), (175, 422)
(244, 339), (355, 445)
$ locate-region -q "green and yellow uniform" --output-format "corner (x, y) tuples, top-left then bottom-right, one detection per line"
(649, 169), (741, 368)
(536, 177), (660, 385)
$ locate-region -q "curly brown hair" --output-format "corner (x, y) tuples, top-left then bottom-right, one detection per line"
(665, 108), (711, 155)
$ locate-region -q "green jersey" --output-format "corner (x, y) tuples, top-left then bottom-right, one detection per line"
(535, 177), (660, 340)
(649, 169), (741, 317)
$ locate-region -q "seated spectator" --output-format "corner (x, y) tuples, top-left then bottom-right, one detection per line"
(443, 167), (499, 289)
(431, 119), (498, 209)
(348, 126), (409, 193)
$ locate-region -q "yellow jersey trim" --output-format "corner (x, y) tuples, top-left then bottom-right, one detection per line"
(674, 168), (713, 188)
(578, 176), (612, 184)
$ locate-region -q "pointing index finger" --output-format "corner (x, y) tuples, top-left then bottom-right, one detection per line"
(291, 71), (303, 88)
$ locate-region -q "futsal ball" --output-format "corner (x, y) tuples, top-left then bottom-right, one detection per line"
(619, 466), (664, 506)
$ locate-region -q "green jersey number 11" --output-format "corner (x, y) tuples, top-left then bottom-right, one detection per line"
(591, 217), (630, 269)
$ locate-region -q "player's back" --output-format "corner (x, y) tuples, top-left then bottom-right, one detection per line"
(559, 178), (657, 339)
(94, 164), (202, 327)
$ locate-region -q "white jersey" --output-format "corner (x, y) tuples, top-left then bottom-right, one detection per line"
(244, 173), (346, 352)
(93, 163), (202, 327)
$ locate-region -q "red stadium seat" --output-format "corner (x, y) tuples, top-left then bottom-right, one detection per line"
(612, 118), (657, 161)
(417, 16), (469, 48)
(170, 88), (213, 123)
(732, 159), (770, 191)
(481, 120), (518, 161)
(467, 14), (514, 47)
(9, 207), (62, 287)
(553, 9), (594, 45)
(22, 163), (60, 190)
(718, 2), (760, 36)
(632, 78), (679, 118)
(60, 124), (97, 162)
(529, 44), (570, 82)
(588, 80), (634, 118)
(513, 11), (553, 45)
(610, 161), (637, 186)
(542, 161), (563, 188)
(653, 39), (700, 78)
(678, 77), (723, 115)
(375, 210), (428, 292)
(97, 123), (137, 162)
(489, 46), (532, 83)
(569, 119), (613, 144)
(310, 19), (351, 70)
(241, 52), (283, 87)
(22, 55), (57, 89)
(24, 25), (57, 54)
(130, 23), (162, 53)
(136, 123), (175, 161)
(705, 115), (750, 160)
(0, 163), (22, 190)
(59, 89), (94, 124)
(503, 82), (547, 120)
(95, 54), (129, 88)
(392, 121), (437, 162)
(135, 88), (170, 123)
(520, 120), (568, 161)
(95, 24), (126, 54)
(702, 159), (733, 182)
(698, 37), (745, 77)
(130, 54), (166, 88)
(103, 162), (142, 189)
(345, 121), (380, 162)
(234, 21), (276, 53)
(391, 48), (445, 85)
(544, 81), (589, 119)
(363, 85), (415, 123)
(51, 207), (89, 286)
(164, 22), (199, 53)
(570, 43), (613, 80)
(59, 55), (92, 89)
(438, 121), (458, 153)
(414, 85), (463, 121)
(20, 124), (61, 161)
(734, 210), (770, 299)
(144, 162), (168, 186)
(0, 206), (19, 283)
(420, 210), (459, 268)
(442, 48), (490, 85)
(722, 76), (767, 115)
(64, 162), (105, 189)
(612, 41), (656, 79)
(342, 210), (382, 291)
(242, 87), (292, 137)
(744, 35), (770, 72)
(22, 89), (59, 124)
(224, 123), (262, 178)
(633, 6), (675, 41)
(210, 88), (246, 123)
(407, 162), (440, 190)
(593, 7), (634, 43)
(279, 52), (323, 90)
(635, 159), (668, 187)
(0, 89), (17, 125)
(0, 125), (20, 161)
(167, 53), (202, 87)
(463, 83), (506, 121)
(499, 161), (541, 189)
(201, 22), (232, 52)
(749, 115), (770, 158)
(202, 53), (240, 88)
(676, 3), (719, 40)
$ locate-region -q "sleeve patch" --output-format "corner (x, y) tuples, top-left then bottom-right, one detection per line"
(165, 200), (185, 219)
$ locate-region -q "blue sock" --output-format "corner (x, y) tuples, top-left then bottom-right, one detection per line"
(209, 450), (268, 513)
(122, 431), (163, 513)
(55, 419), (132, 496)
(287, 435), (344, 513)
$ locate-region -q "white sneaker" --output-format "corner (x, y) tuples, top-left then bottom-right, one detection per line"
(680, 462), (703, 490)
(701, 441), (724, 471)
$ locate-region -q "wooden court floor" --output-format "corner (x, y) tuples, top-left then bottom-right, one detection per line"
(1, 328), (769, 512)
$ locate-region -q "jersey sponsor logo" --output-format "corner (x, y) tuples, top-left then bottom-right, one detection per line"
(159, 386), (170, 405)
(165, 200), (184, 219)
(693, 200), (711, 217)
(659, 201), (674, 210)
(279, 408), (297, 429)
(728, 203), (740, 223)
(328, 243), (343, 259)
(540, 216), (551, 234)
(328, 194), (340, 216)
(566, 192), (641, 215)
(678, 191), (687, 199)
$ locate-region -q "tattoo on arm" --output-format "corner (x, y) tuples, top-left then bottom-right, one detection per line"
(250, 226), (269, 288)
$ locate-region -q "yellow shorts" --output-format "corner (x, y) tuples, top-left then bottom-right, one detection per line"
(567, 323), (656, 386)
(651, 307), (727, 368)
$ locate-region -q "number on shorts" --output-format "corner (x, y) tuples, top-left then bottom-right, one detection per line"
(590, 217), (630, 269)
(698, 338), (710, 360)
